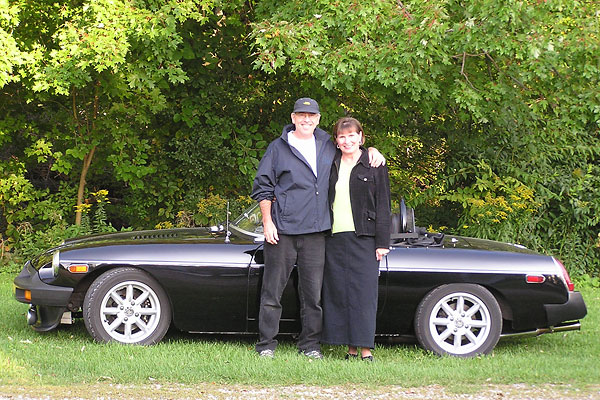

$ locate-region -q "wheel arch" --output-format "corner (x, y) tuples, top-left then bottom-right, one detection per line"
(68, 265), (174, 315)
(484, 285), (514, 324)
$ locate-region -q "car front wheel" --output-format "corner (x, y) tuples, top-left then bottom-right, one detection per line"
(414, 283), (502, 357)
(83, 267), (171, 345)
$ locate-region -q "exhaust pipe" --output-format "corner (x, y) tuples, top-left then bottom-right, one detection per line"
(500, 321), (581, 339)
(27, 305), (38, 325)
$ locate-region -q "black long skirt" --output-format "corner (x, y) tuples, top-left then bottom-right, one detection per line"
(321, 232), (378, 349)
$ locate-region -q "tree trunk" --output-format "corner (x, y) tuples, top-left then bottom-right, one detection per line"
(73, 82), (100, 226)
(75, 146), (96, 226)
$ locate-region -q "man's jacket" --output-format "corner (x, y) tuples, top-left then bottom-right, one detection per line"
(251, 124), (336, 235)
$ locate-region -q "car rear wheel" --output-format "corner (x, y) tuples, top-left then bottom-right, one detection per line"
(414, 283), (502, 357)
(83, 267), (171, 345)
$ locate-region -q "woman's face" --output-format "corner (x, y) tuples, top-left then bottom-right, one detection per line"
(336, 128), (362, 156)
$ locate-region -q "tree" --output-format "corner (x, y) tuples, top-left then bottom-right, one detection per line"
(11, 0), (214, 225)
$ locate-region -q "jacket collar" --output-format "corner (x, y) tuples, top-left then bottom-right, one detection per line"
(281, 124), (330, 143)
(334, 146), (370, 168)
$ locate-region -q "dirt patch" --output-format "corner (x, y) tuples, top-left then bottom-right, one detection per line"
(0, 384), (599, 399)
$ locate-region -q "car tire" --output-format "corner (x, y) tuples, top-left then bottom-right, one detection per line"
(83, 267), (172, 345)
(414, 283), (502, 357)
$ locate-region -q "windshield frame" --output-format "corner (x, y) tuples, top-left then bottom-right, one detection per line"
(230, 202), (264, 243)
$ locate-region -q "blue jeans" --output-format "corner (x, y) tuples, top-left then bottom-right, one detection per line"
(255, 232), (325, 353)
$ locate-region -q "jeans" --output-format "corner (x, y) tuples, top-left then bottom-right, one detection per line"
(255, 232), (325, 353)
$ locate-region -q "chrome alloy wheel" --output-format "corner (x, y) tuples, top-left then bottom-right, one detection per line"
(428, 291), (492, 355)
(99, 280), (162, 344)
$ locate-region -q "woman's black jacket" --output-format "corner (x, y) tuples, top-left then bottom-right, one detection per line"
(328, 147), (391, 249)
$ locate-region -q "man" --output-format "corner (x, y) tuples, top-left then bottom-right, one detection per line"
(251, 98), (384, 359)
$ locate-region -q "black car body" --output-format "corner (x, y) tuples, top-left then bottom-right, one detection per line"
(14, 203), (587, 357)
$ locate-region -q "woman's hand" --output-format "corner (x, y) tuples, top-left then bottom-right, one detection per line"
(376, 248), (390, 261)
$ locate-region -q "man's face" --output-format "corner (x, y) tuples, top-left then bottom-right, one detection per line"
(291, 112), (320, 137)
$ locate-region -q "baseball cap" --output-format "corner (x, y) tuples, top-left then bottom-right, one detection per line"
(293, 98), (320, 114)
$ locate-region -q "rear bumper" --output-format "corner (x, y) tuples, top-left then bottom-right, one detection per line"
(13, 262), (73, 331)
(545, 291), (587, 326)
(501, 291), (587, 340)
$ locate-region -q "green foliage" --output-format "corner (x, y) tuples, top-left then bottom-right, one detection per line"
(0, 157), (47, 242)
(16, 223), (85, 263)
(431, 160), (541, 245)
(156, 194), (253, 228)
(574, 274), (600, 289)
(0, 0), (28, 88)
(14, 189), (117, 263)
(78, 189), (116, 234)
(196, 193), (253, 226)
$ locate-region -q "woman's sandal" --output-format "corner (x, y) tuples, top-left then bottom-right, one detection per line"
(361, 355), (374, 362)
(344, 353), (358, 360)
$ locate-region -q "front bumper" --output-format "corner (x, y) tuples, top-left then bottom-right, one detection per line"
(14, 261), (74, 332)
(545, 291), (587, 326)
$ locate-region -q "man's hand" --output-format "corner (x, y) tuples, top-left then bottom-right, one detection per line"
(263, 219), (279, 245)
(259, 199), (279, 245)
(367, 147), (386, 167)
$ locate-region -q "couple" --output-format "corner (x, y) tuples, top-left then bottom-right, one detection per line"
(251, 98), (391, 361)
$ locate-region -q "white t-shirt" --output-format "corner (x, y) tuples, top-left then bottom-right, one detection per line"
(288, 131), (318, 177)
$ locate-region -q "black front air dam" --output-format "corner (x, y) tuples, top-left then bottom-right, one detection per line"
(14, 263), (74, 306)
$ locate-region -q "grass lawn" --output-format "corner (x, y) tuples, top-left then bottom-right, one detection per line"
(0, 271), (598, 398)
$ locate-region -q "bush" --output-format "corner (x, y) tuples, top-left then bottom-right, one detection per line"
(155, 194), (254, 229)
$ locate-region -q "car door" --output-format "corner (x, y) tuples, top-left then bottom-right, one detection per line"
(151, 242), (255, 333)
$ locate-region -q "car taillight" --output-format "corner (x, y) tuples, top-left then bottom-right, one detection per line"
(526, 275), (546, 284)
(554, 258), (575, 291)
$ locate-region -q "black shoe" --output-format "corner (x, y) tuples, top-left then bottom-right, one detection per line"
(361, 355), (374, 362)
(345, 353), (358, 360)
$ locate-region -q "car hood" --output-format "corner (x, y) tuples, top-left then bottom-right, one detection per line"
(30, 227), (251, 269)
(61, 227), (218, 247)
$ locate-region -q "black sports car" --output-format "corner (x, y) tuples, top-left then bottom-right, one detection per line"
(13, 202), (587, 357)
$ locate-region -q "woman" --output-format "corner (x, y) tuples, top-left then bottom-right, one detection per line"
(321, 117), (391, 361)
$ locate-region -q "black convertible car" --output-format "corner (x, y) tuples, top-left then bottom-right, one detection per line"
(14, 202), (587, 357)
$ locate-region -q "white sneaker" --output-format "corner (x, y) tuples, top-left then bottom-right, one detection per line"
(258, 349), (275, 358)
(300, 350), (323, 359)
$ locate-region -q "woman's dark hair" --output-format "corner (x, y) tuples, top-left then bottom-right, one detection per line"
(333, 117), (364, 144)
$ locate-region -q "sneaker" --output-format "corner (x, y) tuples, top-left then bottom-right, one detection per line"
(258, 349), (275, 358)
(299, 350), (323, 359)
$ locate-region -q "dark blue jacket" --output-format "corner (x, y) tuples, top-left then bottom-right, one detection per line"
(251, 124), (336, 235)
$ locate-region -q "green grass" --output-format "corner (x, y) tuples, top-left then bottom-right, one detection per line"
(1, 272), (599, 391)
